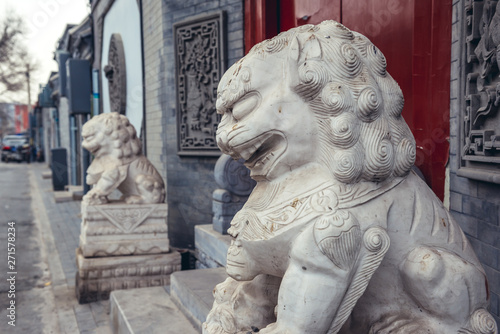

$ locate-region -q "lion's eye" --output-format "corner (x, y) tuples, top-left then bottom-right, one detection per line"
(232, 93), (260, 120)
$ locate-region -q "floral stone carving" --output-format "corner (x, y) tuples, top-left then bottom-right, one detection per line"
(460, 0), (500, 182)
(77, 113), (179, 303)
(79, 202), (170, 257)
(174, 12), (225, 155)
(203, 21), (497, 334)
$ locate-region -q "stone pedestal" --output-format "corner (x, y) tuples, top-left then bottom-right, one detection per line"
(76, 249), (180, 303)
(76, 202), (180, 303)
(79, 202), (171, 257)
(195, 224), (231, 269)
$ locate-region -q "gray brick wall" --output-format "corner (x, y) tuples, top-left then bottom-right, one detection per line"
(143, 0), (167, 184)
(144, 0), (244, 249)
(450, 1), (500, 325)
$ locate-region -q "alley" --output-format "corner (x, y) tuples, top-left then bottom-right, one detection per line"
(0, 161), (58, 332)
(0, 161), (112, 333)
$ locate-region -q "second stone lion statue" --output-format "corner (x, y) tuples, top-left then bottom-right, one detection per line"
(82, 112), (165, 205)
(203, 21), (497, 334)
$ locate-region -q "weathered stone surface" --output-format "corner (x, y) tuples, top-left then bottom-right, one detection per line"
(81, 112), (165, 206)
(194, 224), (231, 268)
(79, 202), (170, 257)
(110, 287), (197, 334)
(76, 248), (180, 304)
(203, 21), (497, 334)
(171, 268), (227, 331)
(53, 191), (74, 203)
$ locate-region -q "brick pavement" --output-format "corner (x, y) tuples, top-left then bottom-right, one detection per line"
(31, 164), (112, 334)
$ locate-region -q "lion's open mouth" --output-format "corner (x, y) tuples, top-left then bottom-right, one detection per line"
(233, 131), (286, 176)
(245, 138), (277, 168)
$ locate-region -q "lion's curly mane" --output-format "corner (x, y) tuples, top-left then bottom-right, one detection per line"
(218, 20), (416, 184)
(98, 112), (142, 160)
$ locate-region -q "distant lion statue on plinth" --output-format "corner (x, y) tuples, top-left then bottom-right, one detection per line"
(81, 112), (165, 205)
(203, 21), (497, 334)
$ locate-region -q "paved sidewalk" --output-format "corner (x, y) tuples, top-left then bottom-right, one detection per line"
(31, 164), (113, 334)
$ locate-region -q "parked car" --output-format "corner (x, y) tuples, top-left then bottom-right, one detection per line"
(1, 135), (31, 163)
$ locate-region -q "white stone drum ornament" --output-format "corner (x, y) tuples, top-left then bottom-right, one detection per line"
(203, 21), (498, 334)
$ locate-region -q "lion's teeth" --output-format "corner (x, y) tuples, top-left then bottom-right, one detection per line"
(240, 149), (253, 160)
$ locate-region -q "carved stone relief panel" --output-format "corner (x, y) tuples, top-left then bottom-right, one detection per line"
(174, 12), (225, 156)
(104, 33), (127, 114)
(461, 0), (500, 183)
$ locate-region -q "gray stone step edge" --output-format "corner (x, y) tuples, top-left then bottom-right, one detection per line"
(194, 224), (232, 267)
(110, 286), (198, 334)
(170, 267), (228, 332)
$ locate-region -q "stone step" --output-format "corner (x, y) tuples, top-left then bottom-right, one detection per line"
(53, 190), (74, 203)
(194, 224), (232, 268)
(170, 267), (228, 331)
(110, 286), (198, 334)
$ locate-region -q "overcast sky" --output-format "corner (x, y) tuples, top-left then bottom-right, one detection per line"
(0, 0), (90, 104)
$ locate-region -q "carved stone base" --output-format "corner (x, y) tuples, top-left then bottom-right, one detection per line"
(212, 193), (244, 234)
(75, 247), (181, 303)
(80, 202), (170, 257)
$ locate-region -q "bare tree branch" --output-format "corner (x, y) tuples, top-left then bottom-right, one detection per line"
(0, 11), (38, 100)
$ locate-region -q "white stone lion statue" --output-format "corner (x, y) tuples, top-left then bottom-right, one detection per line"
(81, 112), (165, 205)
(203, 21), (497, 334)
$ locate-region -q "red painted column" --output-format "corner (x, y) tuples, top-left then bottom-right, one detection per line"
(244, 0), (267, 54)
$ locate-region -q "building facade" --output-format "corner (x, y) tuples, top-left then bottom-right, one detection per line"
(450, 0), (500, 325)
(137, 2), (500, 324)
(43, 17), (93, 187)
(46, 0), (498, 324)
(141, 0), (244, 249)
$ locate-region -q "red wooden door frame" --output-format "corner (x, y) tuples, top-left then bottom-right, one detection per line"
(411, 0), (451, 201)
(244, 0), (296, 54)
(244, 0), (275, 54)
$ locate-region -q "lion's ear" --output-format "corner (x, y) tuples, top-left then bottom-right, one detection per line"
(289, 36), (300, 62)
(104, 118), (113, 135)
(286, 37), (301, 87)
(288, 34), (322, 63)
(301, 34), (322, 62)
(287, 34), (323, 88)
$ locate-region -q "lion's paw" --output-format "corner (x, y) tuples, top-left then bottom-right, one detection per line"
(258, 323), (288, 334)
(369, 315), (433, 334)
(124, 195), (144, 204)
(83, 191), (108, 205)
(135, 174), (165, 203)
